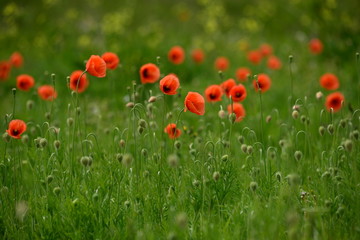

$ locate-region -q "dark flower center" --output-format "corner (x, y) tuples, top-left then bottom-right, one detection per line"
(163, 85), (171, 92)
(235, 92), (242, 97)
(210, 94), (217, 99)
(143, 69), (149, 78)
(12, 129), (19, 136)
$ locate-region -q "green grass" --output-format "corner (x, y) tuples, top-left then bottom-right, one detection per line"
(1, 0), (360, 239)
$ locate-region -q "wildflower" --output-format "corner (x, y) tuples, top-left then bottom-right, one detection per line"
(325, 92), (344, 112)
(247, 50), (262, 65)
(164, 123), (181, 139)
(16, 74), (35, 91)
(191, 49), (205, 64)
(10, 52), (23, 68)
(159, 74), (180, 95)
(69, 70), (89, 93)
(168, 46), (185, 64)
(259, 43), (273, 57)
(214, 57), (229, 71)
(38, 85), (57, 101)
(227, 103), (246, 122)
(253, 74), (272, 93)
(184, 92), (205, 115)
(229, 84), (247, 102)
(235, 67), (251, 82)
(267, 56), (282, 70)
(319, 73), (339, 90)
(139, 63), (160, 84)
(205, 85), (223, 102)
(220, 78), (236, 97)
(0, 61), (11, 81)
(101, 52), (119, 70)
(85, 55), (106, 78)
(309, 38), (323, 54)
(6, 119), (27, 139)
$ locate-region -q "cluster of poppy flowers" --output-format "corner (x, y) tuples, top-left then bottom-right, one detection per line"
(0, 52), (23, 81)
(319, 72), (344, 112)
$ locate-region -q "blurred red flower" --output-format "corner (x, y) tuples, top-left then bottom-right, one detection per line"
(247, 50), (262, 65)
(184, 92), (205, 115)
(260, 44), (273, 57)
(0, 61), (11, 81)
(86, 55), (106, 78)
(320, 73), (339, 90)
(168, 46), (185, 64)
(236, 67), (251, 82)
(69, 70), (89, 93)
(267, 56), (282, 70)
(10, 52), (23, 68)
(214, 57), (229, 71)
(205, 85), (223, 102)
(164, 123), (181, 139)
(253, 74), (271, 93)
(220, 78), (236, 97)
(140, 63), (160, 84)
(309, 38), (323, 55)
(230, 84), (247, 102)
(191, 49), (205, 64)
(6, 119), (27, 139)
(16, 74), (35, 91)
(227, 103), (246, 122)
(325, 92), (344, 112)
(38, 85), (57, 101)
(101, 52), (120, 70)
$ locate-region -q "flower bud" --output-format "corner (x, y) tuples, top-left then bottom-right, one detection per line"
(344, 139), (353, 152)
(119, 139), (125, 148)
(327, 124), (334, 135)
(237, 135), (245, 144)
(122, 153), (133, 167)
(40, 138), (48, 148)
(53, 140), (60, 149)
(249, 181), (258, 192)
(229, 113), (236, 123)
(294, 150), (302, 161)
(218, 109), (226, 119)
(246, 145), (253, 154)
(138, 119), (147, 128)
(148, 96), (157, 103)
(241, 144), (247, 153)
(221, 154), (229, 162)
(26, 100), (34, 110)
(126, 102), (134, 108)
(67, 118), (74, 127)
(316, 91), (323, 100)
(319, 126), (325, 136)
(53, 187), (61, 195)
(213, 171), (220, 181)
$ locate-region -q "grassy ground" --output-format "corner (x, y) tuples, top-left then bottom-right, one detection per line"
(1, 0), (360, 239)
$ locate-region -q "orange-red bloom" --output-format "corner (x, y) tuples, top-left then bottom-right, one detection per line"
(184, 92), (205, 115)
(247, 50), (262, 65)
(6, 119), (27, 139)
(101, 52), (120, 70)
(229, 84), (247, 102)
(205, 85), (223, 102)
(260, 44), (273, 57)
(38, 85), (57, 101)
(227, 103), (246, 122)
(159, 74), (180, 95)
(267, 56), (282, 70)
(69, 70), (89, 93)
(214, 57), (229, 71)
(309, 38), (323, 55)
(325, 92), (344, 112)
(168, 46), (185, 64)
(16, 74), (35, 91)
(236, 67), (251, 82)
(164, 123), (181, 139)
(0, 61), (11, 81)
(86, 55), (106, 78)
(140, 63), (160, 84)
(253, 74), (271, 93)
(10, 52), (23, 68)
(191, 49), (205, 64)
(320, 73), (339, 90)
(220, 78), (236, 97)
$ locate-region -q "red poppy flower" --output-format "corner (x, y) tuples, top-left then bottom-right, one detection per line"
(325, 92), (344, 112)
(0, 61), (11, 81)
(191, 49), (205, 64)
(247, 50), (262, 65)
(214, 57), (229, 71)
(267, 56), (282, 70)
(260, 44), (273, 57)
(16, 74), (35, 91)
(309, 38), (323, 55)
(69, 70), (89, 93)
(101, 52), (120, 70)
(164, 123), (181, 139)
(10, 52), (23, 68)
(220, 78), (236, 97)
(140, 63), (160, 84)
(229, 84), (247, 102)
(38, 85), (57, 101)
(85, 55), (106, 78)
(159, 74), (180, 95)
(184, 92), (205, 115)
(236, 67), (251, 82)
(320, 73), (339, 90)
(253, 74), (271, 93)
(227, 103), (246, 122)
(168, 46), (185, 64)
(205, 85), (223, 102)
(6, 119), (27, 139)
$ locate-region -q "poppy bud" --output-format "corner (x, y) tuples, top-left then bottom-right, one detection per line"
(266, 115), (272, 123)
(137, 126), (144, 135)
(229, 113), (236, 123)
(292, 110), (299, 119)
(249, 181), (258, 192)
(54, 140), (60, 150)
(247, 145), (253, 154)
(316, 91), (323, 100)
(192, 179), (200, 187)
(76, 107), (81, 115)
(1, 186), (9, 195)
(122, 153), (133, 167)
(344, 139), (353, 152)
(241, 144), (247, 153)
(126, 102), (134, 108)
(67, 118), (74, 127)
(72, 198), (79, 207)
(148, 96), (157, 103)
(116, 153), (123, 163)
(168, 154), (179, 168)
(327, 124), (334, 135)
(218, 109), (226, 119)
(300, 115), (306, 123)
(80, 156), (90, 167)
(340, 119), (346, 128)
(175, 212), (188, 229)
(149, 121), (158, 129)
(279, 139), (286, 147)
(294, 150), (302, 161)
(321, 171), (331, 179)
(221, 154), (228, 162)
(237, 135), (245, 144)
(47, 175), (53, 184)
(53, 187), (61, 195)
(166, 112), (173, 119)
(40, 138), (48, 148)
(26, 100), (34, 110)
(119, 139), (125, 148)
(174, 140), (181, 150)
(141, 148), (148, 157)
(319, 126), (325, 136)
(92, 193), (99, 202)
(124, 200), (130, 208)
(352, 130), (359, 140)
(138, 119), (147, 128)
(275, 172), (282, 182)
(286, 173), (300, 186)
(2, 132), (10, 142)
(213, 171), (220, 181)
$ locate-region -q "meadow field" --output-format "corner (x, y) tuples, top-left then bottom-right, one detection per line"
(1, 0), (360, 239)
